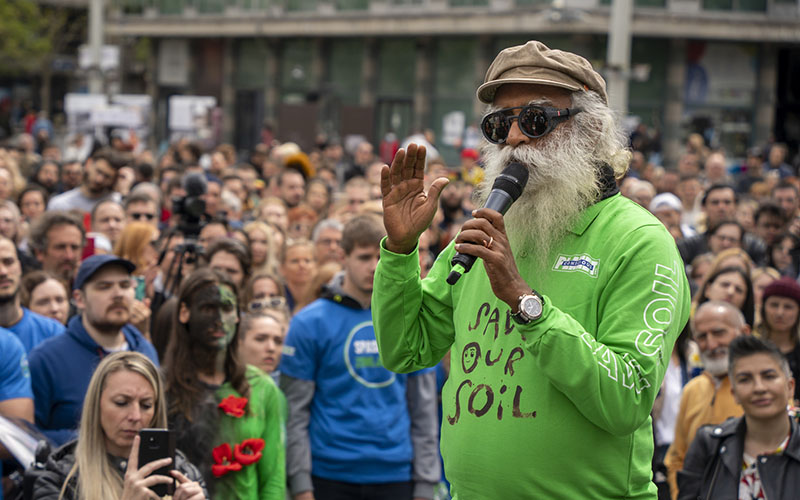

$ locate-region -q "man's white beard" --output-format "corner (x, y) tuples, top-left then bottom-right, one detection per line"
(701, 348), (730, 377)
(475, 123), (603, 271)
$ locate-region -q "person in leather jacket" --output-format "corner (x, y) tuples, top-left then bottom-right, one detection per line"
(28, 352), (208, 500)
(678, 335), (800, 500)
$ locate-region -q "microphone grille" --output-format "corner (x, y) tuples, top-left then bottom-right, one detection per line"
(492, 162), (529, 202)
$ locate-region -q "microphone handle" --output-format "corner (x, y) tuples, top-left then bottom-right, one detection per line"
(446, 190), (514, 285)
(483, 190), (515, 215)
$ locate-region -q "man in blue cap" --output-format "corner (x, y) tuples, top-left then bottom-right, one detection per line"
(28, 255), (158, 445)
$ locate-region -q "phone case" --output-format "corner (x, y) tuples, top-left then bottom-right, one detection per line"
(138, 428), (175, 496)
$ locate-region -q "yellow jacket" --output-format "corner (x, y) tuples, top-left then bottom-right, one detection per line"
(664, 371), (742, 500)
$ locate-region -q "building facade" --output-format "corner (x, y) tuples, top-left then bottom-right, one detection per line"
(105, 0), (800, 166)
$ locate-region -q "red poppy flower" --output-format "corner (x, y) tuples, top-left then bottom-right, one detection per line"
(211, 443), (243, 478)
(234, 438), (265, 466)
(218, 395), (247, 418)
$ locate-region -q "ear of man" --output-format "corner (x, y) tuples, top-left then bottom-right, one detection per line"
(72, 288), (85, 311)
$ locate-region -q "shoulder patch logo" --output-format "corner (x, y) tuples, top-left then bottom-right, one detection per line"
(553, 254), (600, 277)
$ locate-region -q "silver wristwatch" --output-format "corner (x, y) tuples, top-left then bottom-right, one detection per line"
(511, 291), (544, 324)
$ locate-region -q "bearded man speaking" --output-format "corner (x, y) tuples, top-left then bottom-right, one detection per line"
(372, 41), (691, 499)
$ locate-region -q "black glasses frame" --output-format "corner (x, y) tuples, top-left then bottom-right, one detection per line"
(249, 296), (287, 312)
(481, 105), (582, 144)
(130, 212), (156, 221)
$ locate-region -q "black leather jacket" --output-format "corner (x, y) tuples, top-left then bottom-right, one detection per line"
(677, 415), (800, 500)
(28, 440), (209, 500)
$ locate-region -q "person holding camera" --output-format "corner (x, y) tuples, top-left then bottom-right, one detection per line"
(30, 351), (207, 500)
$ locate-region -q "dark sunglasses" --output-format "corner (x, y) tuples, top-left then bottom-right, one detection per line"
(481, 105), (582, 144)
(130, 212), (156, 221)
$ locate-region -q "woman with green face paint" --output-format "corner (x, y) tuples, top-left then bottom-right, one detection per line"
(163, 268), (286, 499)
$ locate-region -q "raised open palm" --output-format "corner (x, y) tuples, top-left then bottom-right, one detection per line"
(380, 144), (449, 254)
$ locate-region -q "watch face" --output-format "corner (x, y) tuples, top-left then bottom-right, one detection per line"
(521, 295), (542, 319)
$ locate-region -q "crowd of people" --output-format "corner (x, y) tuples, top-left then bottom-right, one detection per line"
(0, 108), (453, 499)
(0, 38), (799, 500)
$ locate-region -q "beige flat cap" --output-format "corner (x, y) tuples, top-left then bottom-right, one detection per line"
(477, 40), (608, 105)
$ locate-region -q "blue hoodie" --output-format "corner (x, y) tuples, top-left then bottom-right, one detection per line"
(28, 315), (158, 445)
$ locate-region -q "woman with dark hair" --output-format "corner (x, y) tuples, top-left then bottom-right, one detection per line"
(206, 239), (251, 300)
(163, 268), (285, 499)
(678, 336), (800, 499)
(237, 310), (288, 381)
(29, 159), (60, 194)
(756, 276), (800, 402)
(767, 232), (800, 278)
(695, 265), (755, 327)
(18, 184), (49, 222)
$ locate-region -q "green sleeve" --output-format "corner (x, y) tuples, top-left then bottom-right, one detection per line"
(372, 237), (456, 373)
(256, 374), (286, 500)
(520, 226), (690, 436)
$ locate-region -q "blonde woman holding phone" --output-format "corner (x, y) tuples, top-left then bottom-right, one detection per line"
(30, 352), (207, 500)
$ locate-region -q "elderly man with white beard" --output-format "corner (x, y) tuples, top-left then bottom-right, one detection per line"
(372, 41), (691, 499)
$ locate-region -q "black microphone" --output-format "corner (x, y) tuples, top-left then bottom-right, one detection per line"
(446, 162), (529, 285)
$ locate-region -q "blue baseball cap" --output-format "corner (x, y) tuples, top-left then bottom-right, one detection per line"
(73, 254), (136, 290)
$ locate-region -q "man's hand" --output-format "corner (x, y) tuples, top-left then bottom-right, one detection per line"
(293, 491), (314, 500)
(453, 208), (530, 309)
(381, 144), (449, 254)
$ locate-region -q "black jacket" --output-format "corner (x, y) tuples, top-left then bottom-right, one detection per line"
(677, 415), (800, 500)
(28, 440), (209, 500)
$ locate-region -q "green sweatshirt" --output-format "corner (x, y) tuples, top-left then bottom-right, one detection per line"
(215, 365), (286, 500)
(373, 194), (690, 499)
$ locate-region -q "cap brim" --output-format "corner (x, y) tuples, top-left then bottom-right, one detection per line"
(477, 78), (582, 104)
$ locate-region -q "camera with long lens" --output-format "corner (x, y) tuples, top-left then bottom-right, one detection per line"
(171, 172), (207, 240)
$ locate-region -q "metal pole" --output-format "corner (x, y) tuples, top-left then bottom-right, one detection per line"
(88, 0), (104, 94)
(606, 0), (633, 115)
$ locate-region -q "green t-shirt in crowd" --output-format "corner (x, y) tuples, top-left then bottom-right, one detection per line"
(373, 193), (691, 499)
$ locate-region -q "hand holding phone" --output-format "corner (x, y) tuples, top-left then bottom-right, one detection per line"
(122, 435), (173, 499)
(136, 429), (176, 497)
(134, 276), (147, 301)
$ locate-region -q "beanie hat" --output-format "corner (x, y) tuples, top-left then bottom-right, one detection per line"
(762, 276), (800, 307)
